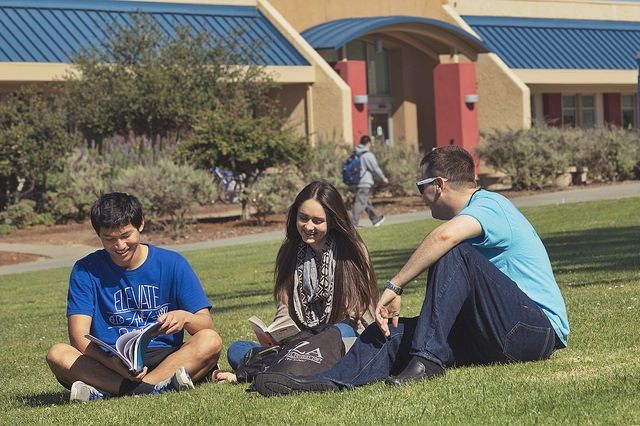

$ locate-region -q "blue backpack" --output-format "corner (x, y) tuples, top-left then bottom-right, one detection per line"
(342, 151), (363, 186)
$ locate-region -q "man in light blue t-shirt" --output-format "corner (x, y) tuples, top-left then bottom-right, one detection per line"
(46, 193), (222, 401)
(254, 145), (569, 396)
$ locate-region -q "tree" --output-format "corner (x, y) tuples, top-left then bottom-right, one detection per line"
(175, 97), (307, 219)
(65, 12), (307, 220)
(0, 87), (79, 209)
(64, 13), (268, 148)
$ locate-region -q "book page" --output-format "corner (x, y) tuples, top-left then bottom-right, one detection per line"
(248, 315), (278, 345)
(131, 322), (161, 373)
(247, 315), (268, 332)
(267, 315), (299, 333)
(267, 322), (300, 344)
(85, 334), (130, 366)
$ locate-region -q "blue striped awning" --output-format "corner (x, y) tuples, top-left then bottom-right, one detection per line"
(0, 0), (308, 66)
(302, 16), (489, 54)
(463, 16), (640, 69)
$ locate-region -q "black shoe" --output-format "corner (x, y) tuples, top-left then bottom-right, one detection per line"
(254, 372), (339, 396)
(385, 356), (445, 386)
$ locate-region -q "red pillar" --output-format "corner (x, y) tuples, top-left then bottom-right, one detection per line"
(603, 93), (622, 126)
(333, 60), (368, 145)
(433, 62), (480, 172)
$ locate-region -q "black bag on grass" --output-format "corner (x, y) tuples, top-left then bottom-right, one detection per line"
(236, 324), (345, 383)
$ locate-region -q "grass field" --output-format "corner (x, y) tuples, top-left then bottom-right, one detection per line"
(1, 198), (639, 425)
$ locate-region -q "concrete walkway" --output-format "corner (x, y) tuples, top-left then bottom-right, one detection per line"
(1, 181), (638, 276)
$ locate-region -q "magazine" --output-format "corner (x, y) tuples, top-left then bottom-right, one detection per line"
(85, 322), (161, 375)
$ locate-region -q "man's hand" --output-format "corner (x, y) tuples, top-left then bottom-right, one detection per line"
(157, 310), (190, 335)
(105, 353), (148, 381)
(375, 289), (401, 337)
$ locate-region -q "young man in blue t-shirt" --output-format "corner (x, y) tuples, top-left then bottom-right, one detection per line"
(255, 145), (569, 395)
(46, 192), (222, 401)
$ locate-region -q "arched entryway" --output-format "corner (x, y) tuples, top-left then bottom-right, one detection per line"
(302, 16), (489, 155)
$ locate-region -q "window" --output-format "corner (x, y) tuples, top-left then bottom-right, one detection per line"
(562, 95), (576, 127)
(622, 94), (635, 129)
(580, 95), (595, 128)
(318, 49), (338, 64)
(345, 40), (390, 96)
(366, 42), (390, 96)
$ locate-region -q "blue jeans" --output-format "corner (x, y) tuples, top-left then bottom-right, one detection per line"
(320, 243), (559, 388)
(227, 321), (358, 370)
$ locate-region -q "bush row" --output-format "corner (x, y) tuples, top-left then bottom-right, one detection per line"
(478, 125), (640, 190)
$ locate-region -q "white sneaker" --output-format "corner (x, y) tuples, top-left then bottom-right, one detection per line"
(70, 381), (110, 402)
(372, 216), (386, 227)
(152, 367), (195, 394)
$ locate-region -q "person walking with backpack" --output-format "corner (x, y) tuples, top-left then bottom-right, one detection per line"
(347, 135), (388, 227)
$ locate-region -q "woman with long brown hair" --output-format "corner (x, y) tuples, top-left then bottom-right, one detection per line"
(225, 180), (379, 372)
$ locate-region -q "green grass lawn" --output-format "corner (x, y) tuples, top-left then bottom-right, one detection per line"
(1, 198), (639, 425)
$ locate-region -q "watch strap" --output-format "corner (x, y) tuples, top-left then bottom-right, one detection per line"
(384, 280), (403, 295)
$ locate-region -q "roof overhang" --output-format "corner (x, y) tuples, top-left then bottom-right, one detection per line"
(0, 62), (315, 84)
(515, 69), (638, 86)
(302, 16), (490, 61)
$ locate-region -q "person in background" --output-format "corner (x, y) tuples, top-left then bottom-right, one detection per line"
(351, 135), (389, 228)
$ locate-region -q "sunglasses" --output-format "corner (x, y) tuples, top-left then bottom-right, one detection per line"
(416, 177), (448, 195)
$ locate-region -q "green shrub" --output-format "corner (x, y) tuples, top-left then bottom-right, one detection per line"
(248, 166), (304, 225)
(0, 223), (14, 235)
(0, 87), (80, 209)
(577, 127), (639, 182)
(0, 199), (51, 228)
(374, 140), (421, 196)
(113, 160), (217, 238)
(479, 126), (572, 190)
(302, 139), (350, 191)
(45, 150), (110, 223)
(479, 125), (640, 189)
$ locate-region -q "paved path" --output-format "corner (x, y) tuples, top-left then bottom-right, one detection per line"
(1, 181), (638, 276)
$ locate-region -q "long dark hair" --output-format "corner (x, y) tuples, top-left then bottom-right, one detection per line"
(274, 181), (378, 325)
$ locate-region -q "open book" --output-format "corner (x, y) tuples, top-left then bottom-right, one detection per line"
(85, 322), (161, 375)
(248, 315), (300, 346)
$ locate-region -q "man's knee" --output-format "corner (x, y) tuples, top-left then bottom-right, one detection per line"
(189, 329), (223, 360)
(46, 343), (78, 372)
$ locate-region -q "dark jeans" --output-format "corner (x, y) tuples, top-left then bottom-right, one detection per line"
(320, 243), (558, 388)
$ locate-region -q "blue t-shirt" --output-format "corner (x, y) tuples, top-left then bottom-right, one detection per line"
(67, 244), (211, 349)
(459, 189), (569, 346)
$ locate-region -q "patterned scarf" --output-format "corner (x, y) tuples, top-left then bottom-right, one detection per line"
(292, 235), (336, 328)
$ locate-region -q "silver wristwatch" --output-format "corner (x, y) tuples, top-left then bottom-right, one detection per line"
(384, 280), (404, 295)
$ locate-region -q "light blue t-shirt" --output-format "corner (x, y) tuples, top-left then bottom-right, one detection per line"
(67, 244), (211, 349)
(459, 189), (569, 346)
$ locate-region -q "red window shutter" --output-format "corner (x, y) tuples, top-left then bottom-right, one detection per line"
(603, 93), (622, 126)
(542, 93), (562, 127)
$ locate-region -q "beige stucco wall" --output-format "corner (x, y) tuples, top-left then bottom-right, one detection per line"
(475, 54), (531, 131)
(258, 0), (353, 145)
(451, 0), (640, 21)
(267, 0), (449, 31)
(388, 47), (438, 150)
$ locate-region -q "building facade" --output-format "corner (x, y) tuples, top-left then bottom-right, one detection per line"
(1, 0), (640, 154)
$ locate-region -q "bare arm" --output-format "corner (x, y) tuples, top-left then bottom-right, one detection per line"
(390, 214), (483, 287)
(68, 314), (140, 379)
(156, 308), (213, 336)
(376, 215), (483, 335)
